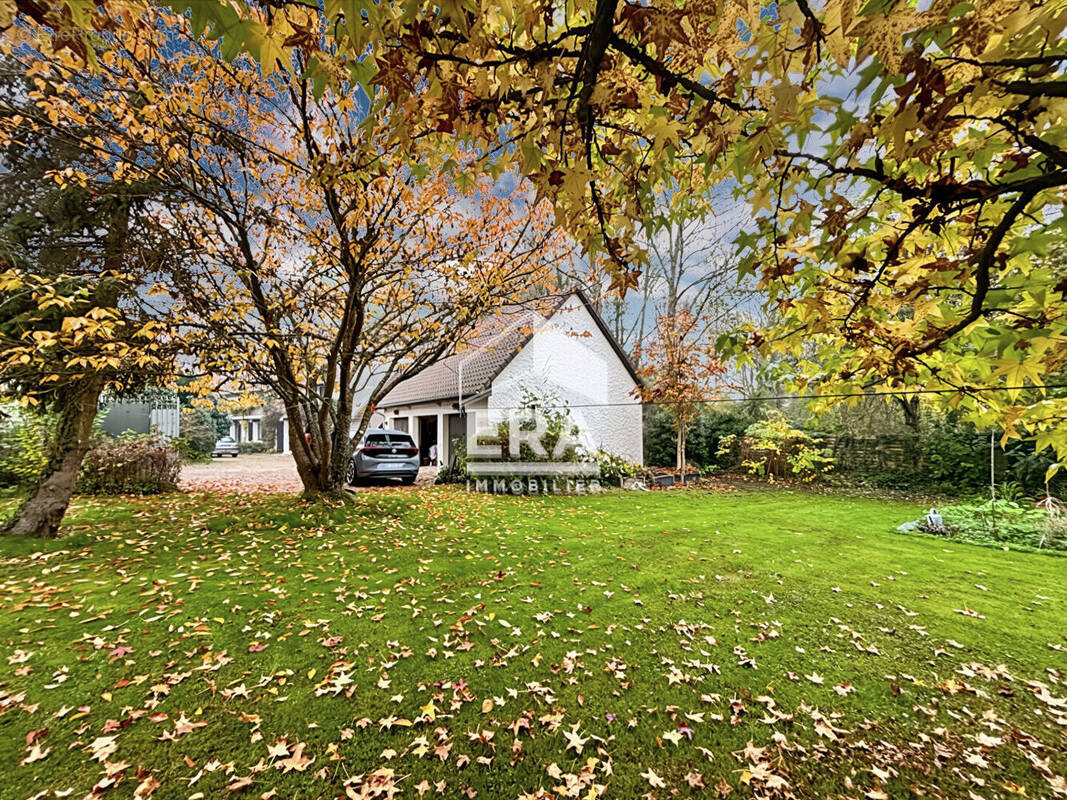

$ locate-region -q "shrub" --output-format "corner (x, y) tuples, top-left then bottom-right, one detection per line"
(846, 469), (917, 491)
(593, 450), (640, 483)
(78, 434), (182, 495)
(644, 406), (752, 469)
(643, 406), (677, 468)
(688, 410), (752, 469)
(0, 407), (53, 487)
(435, 440), (468, 484)
(720, 413), (834, 481)
(1040, 514), (1067, 551)
(1004, 440), (1065, 497)
(178, 408), (217, 461)
(209, 409), (232, 438)
(912, 499), (1065, 551)
(481, 389), (583, 465)
(816, 414), (1065, 497)
(238, 440), (270, 454)
(916, 418), (987, 493)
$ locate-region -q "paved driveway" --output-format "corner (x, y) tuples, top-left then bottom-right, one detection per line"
(181, 453), (437, 493)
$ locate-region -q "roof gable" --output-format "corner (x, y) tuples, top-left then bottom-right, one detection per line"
(378, 289), (638, 408)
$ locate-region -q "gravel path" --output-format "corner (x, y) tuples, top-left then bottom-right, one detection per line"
(181, 453), (437, 494)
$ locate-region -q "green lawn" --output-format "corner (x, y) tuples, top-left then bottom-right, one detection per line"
(0, 487), (1064, 799)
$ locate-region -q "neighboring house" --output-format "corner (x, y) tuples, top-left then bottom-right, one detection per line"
(375, 289), (643, 467)
(100, 391), (180, 439)
(220, 397), (287, 452)
(229, 410), (267, 447)
(212, 389), (376, 456)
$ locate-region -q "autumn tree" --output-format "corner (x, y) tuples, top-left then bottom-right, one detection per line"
(0, 61), (173, 535)
(7, 10), (566, 495)
(162, 53), (561, 495)
(635, 310), (727, 470)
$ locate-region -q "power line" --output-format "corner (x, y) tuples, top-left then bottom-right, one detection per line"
(439, 382), (1067, 411)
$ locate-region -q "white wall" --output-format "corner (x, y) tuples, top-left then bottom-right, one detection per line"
(488, 295), (643, 464)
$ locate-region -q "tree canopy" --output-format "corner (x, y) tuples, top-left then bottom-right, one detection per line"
(3, 0), (1067, 460)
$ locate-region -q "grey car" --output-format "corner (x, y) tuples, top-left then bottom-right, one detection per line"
(212, 436), (239, 458)
(346, 429), (419, 486)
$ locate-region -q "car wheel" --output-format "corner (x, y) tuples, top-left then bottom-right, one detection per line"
(231, 453), (239, 458)
(400, 475), (416, 486)
(345, 459), (359, 486)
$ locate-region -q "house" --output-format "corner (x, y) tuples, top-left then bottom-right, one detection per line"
(374, 289), (643, 468)
(221, 397), (287, 452)
(228, 409), (270, 449)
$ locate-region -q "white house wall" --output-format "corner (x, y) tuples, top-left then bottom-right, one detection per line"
(488, 294), (643, 464)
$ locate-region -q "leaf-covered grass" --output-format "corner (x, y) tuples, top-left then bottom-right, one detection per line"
(0, 487), (1064, 799)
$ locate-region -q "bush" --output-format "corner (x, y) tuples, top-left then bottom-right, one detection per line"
(720, 413), (834, 481)
(435, 440), (468, 484)
(643, 406), (677, 468)
(1040, 514), (1067, 550)
(0, 407), (52, 487)
(467, 390), (584, 467)
(1003, 440), (1065, 497)
(593, 450), (640, 483)
(916, 418), (988, 493)
(906, 499), (1065, 551)
(690, 410), (752, 469)
(238, 440), (270, 454)
(937, 499), (1047, 547)
(209, 408), (232, 439)
(846, 469), (918, 491)
(178, 408), (217, 461)
(77, 434), (182, 495)
(823, 415), (1066, 497)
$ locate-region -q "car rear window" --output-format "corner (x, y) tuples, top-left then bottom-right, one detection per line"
(365, 433), (415, 446)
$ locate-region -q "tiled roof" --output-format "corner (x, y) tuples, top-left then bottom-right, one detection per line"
(377, 295), (569, 408)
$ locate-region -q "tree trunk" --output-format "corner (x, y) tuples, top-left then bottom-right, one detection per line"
(287, 413), (327, 496)
(896, 395), (921, 433)
(4, 380), (102, 537)
(676, 426), (687, 471)
(325, 385), (354, 496)
(287, 418), (351, 498)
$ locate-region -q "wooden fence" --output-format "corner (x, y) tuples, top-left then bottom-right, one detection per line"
(733, 434), (924, 478)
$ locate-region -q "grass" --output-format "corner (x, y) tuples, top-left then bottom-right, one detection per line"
(0, 486), (1064, 799)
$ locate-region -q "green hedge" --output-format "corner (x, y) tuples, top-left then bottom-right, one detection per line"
(0, 406), (52, 487)
(847, 420), (1063, 497)
(644, 406), (1064, 497)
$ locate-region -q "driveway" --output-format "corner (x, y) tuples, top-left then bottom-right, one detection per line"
(181, 452), (437, 493)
